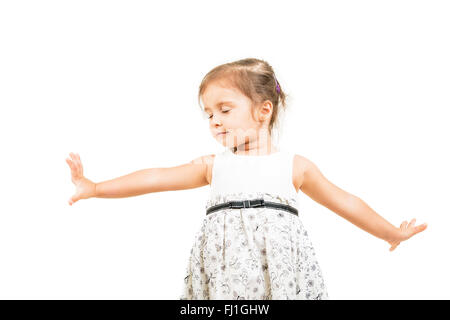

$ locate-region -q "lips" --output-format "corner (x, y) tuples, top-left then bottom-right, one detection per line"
(216, 131), (228, 136)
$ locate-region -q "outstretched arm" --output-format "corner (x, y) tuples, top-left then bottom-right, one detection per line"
(296, 155), (427, 251)
(95, 155), (211, 198)
(66, 152), (212, 204)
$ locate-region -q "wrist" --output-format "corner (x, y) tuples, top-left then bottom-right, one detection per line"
(93, 182), (98, 198)
(385, 226), (402, 245)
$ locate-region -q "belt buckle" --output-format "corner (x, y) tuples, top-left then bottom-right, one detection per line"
(253, 198), (265, 208)
(229, 199), (265, 209)
(230, 201), (243, 209)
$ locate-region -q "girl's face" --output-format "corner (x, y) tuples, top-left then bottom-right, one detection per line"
(201, 80), (273, 152)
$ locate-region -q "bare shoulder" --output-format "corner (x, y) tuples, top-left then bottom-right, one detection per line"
(189, 153), (215, 165)
(292, 154), (313, 192)
(189, 153), (216, 185)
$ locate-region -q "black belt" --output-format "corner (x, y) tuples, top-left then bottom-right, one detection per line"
(206, 198), (298, 216)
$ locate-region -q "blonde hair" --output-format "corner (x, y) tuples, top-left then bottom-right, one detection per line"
(198, 58), (289, 147)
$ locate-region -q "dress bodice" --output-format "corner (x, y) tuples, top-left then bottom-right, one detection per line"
(209, 147), (298, 202)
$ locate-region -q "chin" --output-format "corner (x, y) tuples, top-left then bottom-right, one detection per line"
(214, 131), (241, 148)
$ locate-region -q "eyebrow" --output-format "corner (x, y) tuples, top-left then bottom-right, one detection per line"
(204, 101), (234, 112)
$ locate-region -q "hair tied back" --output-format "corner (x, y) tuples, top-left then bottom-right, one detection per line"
(275, 78), (281, 94)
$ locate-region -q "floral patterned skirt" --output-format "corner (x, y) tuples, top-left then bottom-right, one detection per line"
(180, 192), (329, 300)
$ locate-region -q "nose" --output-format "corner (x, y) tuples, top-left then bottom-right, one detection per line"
(210, 117), (224, 135)
(210, 115), (222, 127)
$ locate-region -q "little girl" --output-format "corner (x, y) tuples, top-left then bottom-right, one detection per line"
(66, 58), (427, 300)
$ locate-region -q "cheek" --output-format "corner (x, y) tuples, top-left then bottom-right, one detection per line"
(231, 112), (252, 127)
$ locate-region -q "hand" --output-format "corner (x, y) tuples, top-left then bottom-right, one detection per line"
(387, 219), (428, 252)
(66, 152), (96, 205)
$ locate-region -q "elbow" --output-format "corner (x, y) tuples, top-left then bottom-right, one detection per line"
(347, 194), (362, 212)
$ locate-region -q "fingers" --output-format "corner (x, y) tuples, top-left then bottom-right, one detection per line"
(390, 219), (428, 251)
(400, 221), (408, 231)
(68, 191), (81, 206)
(71, 152), (80, 170)
(67, 153), (76, 169)
(66, 158), (75, 172)
(67, 152), (83, 177)
(407, 218), (416, 229)
(66, 154), (77, 176)
(390, 242), (399, 252)
(75, 153), (83, 176)
(390, 221), (407, 252)
(67, 153), (83, 206)
(408, 218), (427, 235)
(406, 218), (427, 235)
(414, 223), (428, 234)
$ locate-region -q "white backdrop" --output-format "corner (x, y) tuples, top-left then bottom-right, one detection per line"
(0, 0), (448, 299)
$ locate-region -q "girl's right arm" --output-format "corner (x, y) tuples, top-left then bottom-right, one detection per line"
(65, 152), (211, 205)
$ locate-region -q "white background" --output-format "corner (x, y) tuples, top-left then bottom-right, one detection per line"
(0, 0), (448, 299)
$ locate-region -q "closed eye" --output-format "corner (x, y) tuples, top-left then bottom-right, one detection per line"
(208, 110), (230, 119)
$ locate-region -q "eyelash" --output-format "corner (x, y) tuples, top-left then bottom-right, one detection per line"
(208, 110), (230, 119)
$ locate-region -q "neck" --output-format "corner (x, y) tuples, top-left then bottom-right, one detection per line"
(232, 133), (277, 156)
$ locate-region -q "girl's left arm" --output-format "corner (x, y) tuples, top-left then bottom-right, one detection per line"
(296, 155), (427, 251)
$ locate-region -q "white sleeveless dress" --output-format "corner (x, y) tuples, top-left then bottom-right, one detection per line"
(180, 148), (329, 300)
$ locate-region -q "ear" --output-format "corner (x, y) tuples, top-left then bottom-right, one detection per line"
(258, 100), (273, 122)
